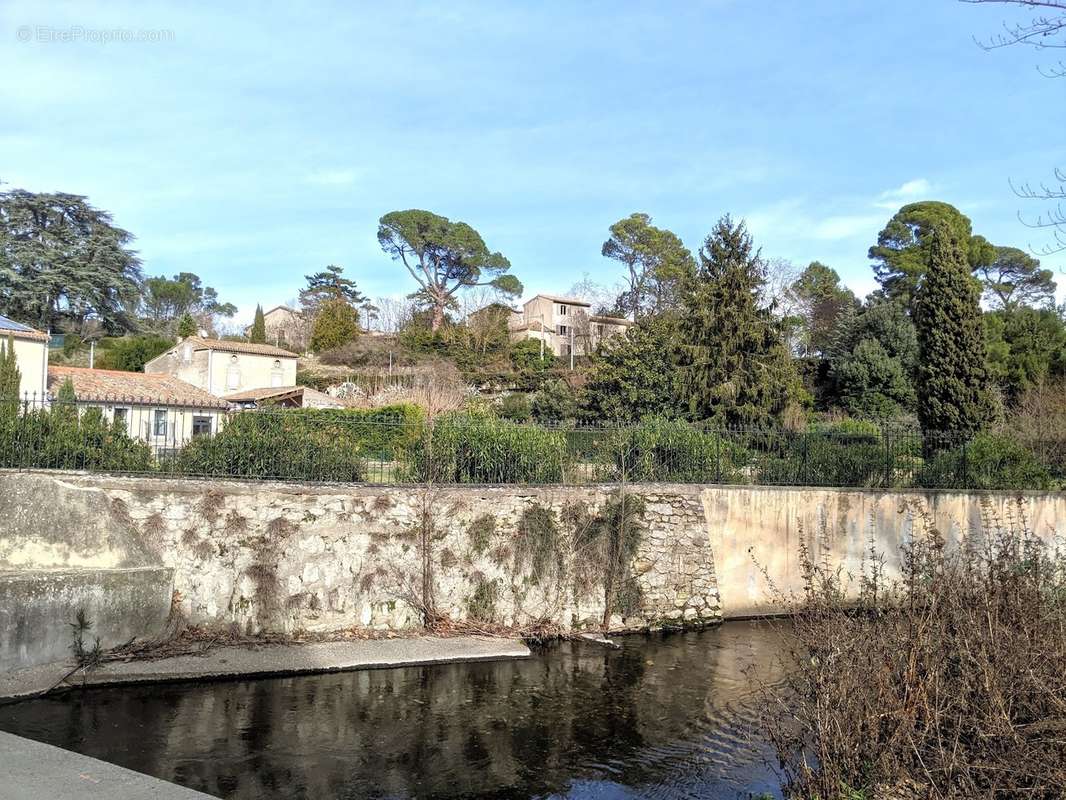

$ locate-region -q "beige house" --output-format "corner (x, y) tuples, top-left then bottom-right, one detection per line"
(243, 305), (307, 349)
(508, 294), (632, 357)
(144, 337), (298, 397)
(47, 365), (229, 452)
(0, 315), (49, 401)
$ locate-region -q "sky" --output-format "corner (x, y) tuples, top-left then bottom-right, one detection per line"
(2, 0), (1065, 325)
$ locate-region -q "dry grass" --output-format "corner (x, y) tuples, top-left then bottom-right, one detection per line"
(757, 506), (1066, 799)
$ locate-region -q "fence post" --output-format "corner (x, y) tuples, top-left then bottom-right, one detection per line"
(884, 430), (892, 488)
(801, 430), (809, 486)
(714, 431), (721, 485)
(961, 435), (969, 490)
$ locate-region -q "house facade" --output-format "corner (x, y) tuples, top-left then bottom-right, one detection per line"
(243, 306), (306, 349)
(0, 315), (49, 401)
(507, 294), (632, 357)
(47, 365), (229, 452)
(144, 337), (298, 397)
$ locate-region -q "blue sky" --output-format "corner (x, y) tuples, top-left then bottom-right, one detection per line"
(3, 0), (1064, 324)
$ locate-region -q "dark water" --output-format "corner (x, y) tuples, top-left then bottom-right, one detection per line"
(0, 621), (791, 799)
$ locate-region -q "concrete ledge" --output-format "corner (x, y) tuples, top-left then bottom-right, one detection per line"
(0, 567), (174, 671)
(70, 635), (530, 688)
(0, 730), (214, 799)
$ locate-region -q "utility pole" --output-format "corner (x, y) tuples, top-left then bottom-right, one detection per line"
(570, 325), (575, 371)
(89, 340), (95, 369)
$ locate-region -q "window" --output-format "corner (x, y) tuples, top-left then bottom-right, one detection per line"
(270, 358), (284, 388)
(557, 324), (569, 336)
(226, 355), (241, 390)
(557, 304), (568, 316)
(153, 409), (167, 437)
(113, 407), (129, 432)
(192, 416), (213, 437)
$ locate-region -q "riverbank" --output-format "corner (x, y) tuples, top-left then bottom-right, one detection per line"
(0, 635), (530, 700)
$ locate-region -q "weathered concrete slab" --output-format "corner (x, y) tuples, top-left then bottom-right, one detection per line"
(0, 567), (173, 671)
(0, 730), (215, 799)
(75, 635), (530, 687)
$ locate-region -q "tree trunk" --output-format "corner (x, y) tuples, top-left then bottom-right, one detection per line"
(431, 303), (445, 332)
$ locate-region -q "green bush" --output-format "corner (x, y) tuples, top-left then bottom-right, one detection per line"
(599, 417), (749, 483)
(96, 335), (175, 372)
(497, 392), (532, 422)
(919, 432), (1054, 490)
(531, 379), (579, 423)
(408, 411), (567, 484)
(176, 404), (423, 481)
(0, 402), (153, 472)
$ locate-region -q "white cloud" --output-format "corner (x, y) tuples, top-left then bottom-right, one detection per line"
(875, 178), (932, 208)
(811, 214), (884, 241)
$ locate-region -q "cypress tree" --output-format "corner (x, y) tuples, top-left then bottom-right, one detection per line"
(914, 226), (993, 439)
(0, 335), (22, 406)
(677, 215), (805, 426)
(176, 313), (197, 338)
(250, 304), (267, 343)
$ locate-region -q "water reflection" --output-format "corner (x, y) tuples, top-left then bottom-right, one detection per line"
(0, 621), (790, 799)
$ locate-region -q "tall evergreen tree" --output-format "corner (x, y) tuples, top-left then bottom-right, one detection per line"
(176, 312), (197, 338)
(677, 216), (805, 425)
(0, 335), (21, 406)
(250, 304), (266, 343)
(914, 226), (994, 438)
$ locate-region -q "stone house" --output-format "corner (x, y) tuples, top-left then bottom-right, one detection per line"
(243, 305), (306, 349)
(507, 294), (632, 357)
(144, 337), (297, 397)
(0, 314), (49, 401)
(47, 365), (229, 451)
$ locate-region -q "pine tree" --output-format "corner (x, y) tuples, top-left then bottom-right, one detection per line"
(677, 215), (806, 426)
(310, 298), (360, 353)
(176, 313), (197, 338)
(250, 304), (266, 343)
(914, 226), (993, 439)
(0, 335), (22, 407)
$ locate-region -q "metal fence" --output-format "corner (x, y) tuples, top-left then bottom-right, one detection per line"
(1, 395), (1063, 490)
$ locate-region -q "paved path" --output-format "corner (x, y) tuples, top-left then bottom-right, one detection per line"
(1, 636), (530, 697)
(0, 730), (215, 799)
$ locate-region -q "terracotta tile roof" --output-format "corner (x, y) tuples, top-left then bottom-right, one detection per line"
(47, 366), (229, 408)
(590, 315), (634, 326)
(224, 385), (346, 408)
(183, 337), (297, 358)
(0, 315), (49, 342)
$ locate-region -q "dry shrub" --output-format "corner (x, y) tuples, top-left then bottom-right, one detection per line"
(760, 507), (1066, 799)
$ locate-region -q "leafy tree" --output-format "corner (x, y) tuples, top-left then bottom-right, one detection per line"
(509, 339), (556, 390)
(787, 262), (858, 356)
(584, 315), (683, 422)
(0, 335), (20, 405)
(531, 378), (579, 423)
(176, 313), (197, 338)
(377, 209), (521, 331)
(677, 215), (806, 426)
(0, 188), (142, 331)
(869, 201), (994, 307)
(825, 296), (919, 416)
(140, 272), (236, 330)
(973, 246), (1056, 310)
(985, 306), (1066, 401)
(601, 213), (695, 320)
(96, 335), (174, 372)
(914, 226), (994, 437)
(310, 297), (360, 353)
(831, 339), (916, 418)
(250, 304), (266, 343)
(298, 265), (367, 316)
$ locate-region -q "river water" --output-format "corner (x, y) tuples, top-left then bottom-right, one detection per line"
(0, 621), (792, 799)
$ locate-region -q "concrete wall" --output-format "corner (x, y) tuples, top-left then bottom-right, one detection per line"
(2, 471), (1061, 670)
(702, 485), (1066, 617)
